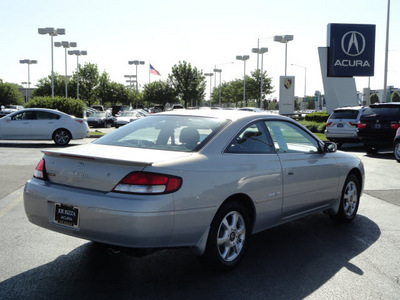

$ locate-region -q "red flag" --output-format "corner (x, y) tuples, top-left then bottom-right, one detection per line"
(150, 64), (161, 76)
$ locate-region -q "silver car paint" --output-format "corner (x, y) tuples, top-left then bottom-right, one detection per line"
(23, 111), (365, 253)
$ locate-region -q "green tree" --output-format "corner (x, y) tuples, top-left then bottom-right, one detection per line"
(32, 73), (66, 98)
(212, 79), (244, 107)
(0, 80), (24, 106)
(305, 96), (316, 109)
(77, 63), (100, 106)
(142, 80), (178, 106)
(370, 93), (380, 104)
(246, 69), (274, 106)
(391, 91), (400, 102)
(169, 61), (205, 108)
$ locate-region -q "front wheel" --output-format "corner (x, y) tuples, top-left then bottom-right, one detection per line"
(331, 174), (360, 223)
(53, 129), (71, 145)
(394, 140), (400, 162)
(200, 201), (250, 271)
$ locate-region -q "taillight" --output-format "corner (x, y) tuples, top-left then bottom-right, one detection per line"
(113, 172), (182, 194)
(75, 119), (84, 124)
(33, 159), (48, 180)
(349, 122), (358, 127)
(358, 122), (367, 129)
(326, 122), (332, 127)
(391, 122), (400, 130)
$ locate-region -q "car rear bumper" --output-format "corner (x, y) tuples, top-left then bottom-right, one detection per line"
(23, 178), (176, 248)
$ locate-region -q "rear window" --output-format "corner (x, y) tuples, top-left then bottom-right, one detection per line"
(362, 106), (400, 119)
(330, 110), (359, 119)
(94, 115), (229, 152)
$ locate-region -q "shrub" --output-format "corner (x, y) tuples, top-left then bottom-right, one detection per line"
(299, 121), (326, 133)
(304, 111), (329, 123)
(25, 96), (86, 117)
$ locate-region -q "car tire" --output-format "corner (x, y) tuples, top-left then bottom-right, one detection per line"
(394, 140), (400, 162)
(331, 174), (360, 223)
(201, 201), (250, 271)
(365, 144), (379, 155)
(53, 129), (72, 145)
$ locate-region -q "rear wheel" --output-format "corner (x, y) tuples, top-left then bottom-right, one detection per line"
(331, 174), (360, 222)
(201, 201), (250, 271)
(394, 140), (400, 162)
(365, 144), (379, 155)
(53, 129), (71, 145)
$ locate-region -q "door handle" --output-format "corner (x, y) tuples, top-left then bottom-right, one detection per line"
(286, 170), (294, 175)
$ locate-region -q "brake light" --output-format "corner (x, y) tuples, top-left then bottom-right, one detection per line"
(33, 159), (48, 180)
(349, 122), (358, 127)
(326, 122), (332, 127)
(113, 172), (182, 194)
(358, 122), (367, 129)
(75, 119), (85, 124)
(391, 122), (400, 130)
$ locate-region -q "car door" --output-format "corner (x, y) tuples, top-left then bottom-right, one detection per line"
(33, 111), (60, 139)
(0, 111), (35, 139)
(264, 120), (339, 219)
(225, 121), (283, 231)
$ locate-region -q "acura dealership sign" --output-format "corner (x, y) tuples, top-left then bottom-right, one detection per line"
(327, 23), (375, 77)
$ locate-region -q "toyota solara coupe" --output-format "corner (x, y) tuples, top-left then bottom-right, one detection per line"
(24, 110), (364, 270)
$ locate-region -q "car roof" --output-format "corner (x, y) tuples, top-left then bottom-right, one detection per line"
(333, 106), (365, 111)
(9, 108), (66, 115)
(156, 108), (286, 122)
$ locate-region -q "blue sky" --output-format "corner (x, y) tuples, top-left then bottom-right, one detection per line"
(1, 0), (399, 100)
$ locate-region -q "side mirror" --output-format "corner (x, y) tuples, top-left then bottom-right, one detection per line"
(323, 141), (337, 153)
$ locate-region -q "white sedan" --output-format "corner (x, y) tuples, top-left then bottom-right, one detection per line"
(114, 110), (147, 128)
(0, 108), (90, 145)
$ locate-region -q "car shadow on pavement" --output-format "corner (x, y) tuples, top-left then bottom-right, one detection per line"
(0, 213), (380, 299)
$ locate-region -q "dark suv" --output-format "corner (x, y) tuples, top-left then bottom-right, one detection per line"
(357, 102), (400, 154)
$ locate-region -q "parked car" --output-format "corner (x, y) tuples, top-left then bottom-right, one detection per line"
(238, 107), (264, 113)
(357, 102), (400, 154)
(394, 127), (400, 162)
(114, 110), (147, 128)
(24, 110), (364, 270)
(0, 108), (89, 145)
(86, 111), (115, 128)
(0, 105), (24, 117)
(325, 106), (367, 148)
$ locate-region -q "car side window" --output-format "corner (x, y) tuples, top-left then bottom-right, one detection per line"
(265, 120), (319, 153)
(36, 111), (60, 120)
(227, 122), (273, 154)
(12, 111), (36, 120)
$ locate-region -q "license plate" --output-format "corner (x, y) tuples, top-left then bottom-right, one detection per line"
(337, 123), (344, 128)
(54, 203), (79, 228)
(374, 124), (381, 129)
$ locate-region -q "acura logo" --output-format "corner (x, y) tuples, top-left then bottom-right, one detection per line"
(341, 31), (366, 57)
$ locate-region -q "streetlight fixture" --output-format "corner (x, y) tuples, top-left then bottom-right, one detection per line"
(19, 59), (37, 102)
(274, 35), (294, 76)
(252, 47), (268, 108)
(68, 50), (87, 99)
(55, 41), (77, 98)
(291, 64), (307, 97)
(128, 60), (145, 92)
(124, 75), (137, 89)
(236, 55), (250, 106)
(38, 27), (65, 97)
(204, 73), (214, 107)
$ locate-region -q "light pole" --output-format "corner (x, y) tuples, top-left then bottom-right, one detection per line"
(252, 47), (268, 108)
(274, 35), (294, 76)
(236, 55), (250, 106)
(383, 0), (391, 102)
(38, 27), (65, 97)
(204, 73), (214, 107)
(21, 82), (30, 103)
(213, 69), (222, 106)
(291, 64), (307, 97)
(68, 50), (87, 99)
(55, 41), (77, 98)
(128, 60), (145, 92)
(19, 59), (37, 102)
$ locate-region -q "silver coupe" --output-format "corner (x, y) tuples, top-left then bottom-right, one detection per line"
(24, 109), (364, 270)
